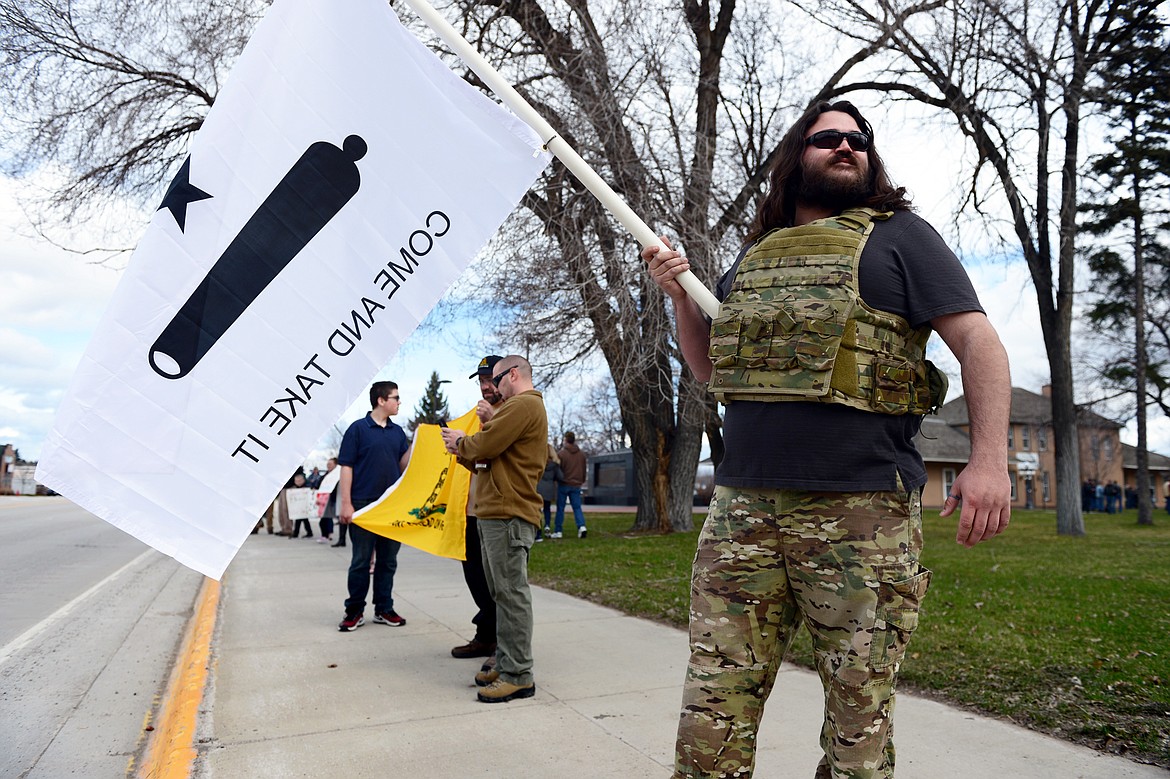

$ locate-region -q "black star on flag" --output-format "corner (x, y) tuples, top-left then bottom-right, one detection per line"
(157, 156), (213, 232)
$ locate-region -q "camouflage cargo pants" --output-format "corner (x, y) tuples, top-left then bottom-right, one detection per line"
(675, 483), (931, 779)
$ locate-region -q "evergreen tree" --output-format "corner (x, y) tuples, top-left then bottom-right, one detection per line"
(407, 372), (452, 433)
(1081, 7), (1170, 526)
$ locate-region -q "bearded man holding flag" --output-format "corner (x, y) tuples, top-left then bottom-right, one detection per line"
(441, 356), (547, 704)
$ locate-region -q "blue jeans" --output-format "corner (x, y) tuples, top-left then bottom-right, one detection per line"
(344, 520), (401, 615)
(555, 485), (585, 533)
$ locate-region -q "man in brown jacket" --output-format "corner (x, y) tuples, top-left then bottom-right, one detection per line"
(441, 355), (547, 703)
(554, 431), (588, 538)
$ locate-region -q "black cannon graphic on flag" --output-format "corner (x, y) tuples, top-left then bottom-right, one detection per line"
(149, 135), (367, 380)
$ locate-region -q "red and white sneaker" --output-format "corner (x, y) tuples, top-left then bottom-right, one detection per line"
(338, 612), (364, 632)
(372, 611), (406, 626)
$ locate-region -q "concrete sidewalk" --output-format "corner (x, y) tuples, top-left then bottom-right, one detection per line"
(195, 532), (1166, 778)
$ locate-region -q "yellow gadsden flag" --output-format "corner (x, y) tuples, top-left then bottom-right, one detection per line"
(354, 407), (480, 560)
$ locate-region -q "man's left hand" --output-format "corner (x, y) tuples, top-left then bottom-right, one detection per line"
(440, 427), (465, 454)
(940, 461), (1011, 547)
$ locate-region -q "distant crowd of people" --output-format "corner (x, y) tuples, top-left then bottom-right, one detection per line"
(1080, 478), (1165, 513)
(252, 458), (340, 542)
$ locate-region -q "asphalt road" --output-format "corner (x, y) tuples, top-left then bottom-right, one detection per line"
(0, 496), (204, 778)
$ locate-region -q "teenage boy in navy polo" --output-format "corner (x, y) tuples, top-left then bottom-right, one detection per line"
(337, 381), (412, 631)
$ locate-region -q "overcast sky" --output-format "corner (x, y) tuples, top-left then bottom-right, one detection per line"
(2, 98), (1167, 466)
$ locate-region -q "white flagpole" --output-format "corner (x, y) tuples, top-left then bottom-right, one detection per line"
(400, 0), (721, 318)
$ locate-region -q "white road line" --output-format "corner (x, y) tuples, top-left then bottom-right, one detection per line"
(0, 549), (155, 666)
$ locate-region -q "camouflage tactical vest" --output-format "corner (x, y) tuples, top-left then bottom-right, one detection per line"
(708, 208), (948, 414)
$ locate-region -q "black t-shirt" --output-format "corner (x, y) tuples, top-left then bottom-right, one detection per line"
(713, 210), (984, 492)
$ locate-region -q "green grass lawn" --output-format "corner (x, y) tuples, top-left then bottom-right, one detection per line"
(528, 508), (1170, 767)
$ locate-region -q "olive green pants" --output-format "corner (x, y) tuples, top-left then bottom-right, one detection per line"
(675, 484), (931, 779)
(478, 517), (536, 686)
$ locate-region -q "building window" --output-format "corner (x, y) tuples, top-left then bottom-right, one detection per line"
(1038, 427), (1048, 451)
(1103, 437), (1115, 462)
(1008, 426), (1015, 450)
(1009, 469), (1018, 501)
(1042, 471), (1050, 502)
(943, 468), (957, 502)
(1021, 426), (1030, 450)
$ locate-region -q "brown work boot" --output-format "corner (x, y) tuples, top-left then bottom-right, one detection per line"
(451, 639), (496, 659)
(477, 678), (535, 703)
(474, 667), (499, 687)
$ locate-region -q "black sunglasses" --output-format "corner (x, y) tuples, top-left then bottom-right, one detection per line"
(490, 366), (513, 387)
(805, 130), (870, 152)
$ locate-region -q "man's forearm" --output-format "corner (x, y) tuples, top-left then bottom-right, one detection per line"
(957, 327), (1011, 467)
(674, 295), (714, 382)
(339, 466), (354, 521)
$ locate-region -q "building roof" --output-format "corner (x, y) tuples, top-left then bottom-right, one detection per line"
(913, 416), (972, 463)
(937, 386), (1121, 429)
(1122, 443), (1170, 472)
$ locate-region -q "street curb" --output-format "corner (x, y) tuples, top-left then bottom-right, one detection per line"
(136, 576), (221, 779)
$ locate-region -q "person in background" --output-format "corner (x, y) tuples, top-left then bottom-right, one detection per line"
(449, 355), (505, 662)
(274, 468), (303, 537)
(536, 443), (562, 539)
(287, 471), (313, 539)
(317, 457), (338, 544)
(554, 431), (587, 539)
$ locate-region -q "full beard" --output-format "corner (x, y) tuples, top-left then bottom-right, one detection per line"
(797, 161), (870, 208)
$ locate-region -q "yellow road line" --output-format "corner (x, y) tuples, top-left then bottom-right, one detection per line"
(137, 576), (221, 779)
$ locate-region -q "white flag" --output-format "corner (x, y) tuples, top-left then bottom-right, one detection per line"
(36, 0), (550, 579)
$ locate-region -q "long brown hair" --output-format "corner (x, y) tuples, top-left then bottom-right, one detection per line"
(746, 101), (911, 243)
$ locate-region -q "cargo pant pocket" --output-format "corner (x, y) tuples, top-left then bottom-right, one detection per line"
(869, 566), (931, 673)
(508, 518), (536, 552)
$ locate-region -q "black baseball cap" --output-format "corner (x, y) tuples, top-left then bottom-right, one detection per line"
(469, 355), (504, 379)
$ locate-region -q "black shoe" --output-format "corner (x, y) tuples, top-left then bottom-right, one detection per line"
(331, 542), (346, 547)
(451, 639), (496, 659)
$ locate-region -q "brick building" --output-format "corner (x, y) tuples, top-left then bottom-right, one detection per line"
(0, 444), (15, 494)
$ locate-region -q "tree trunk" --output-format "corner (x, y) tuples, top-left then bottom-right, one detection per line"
(1047, 369), (1087, 537)
(1133, 172), (1154, 525)
(624, 377), (703, 533)
(1051, 38), (1088, 538)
